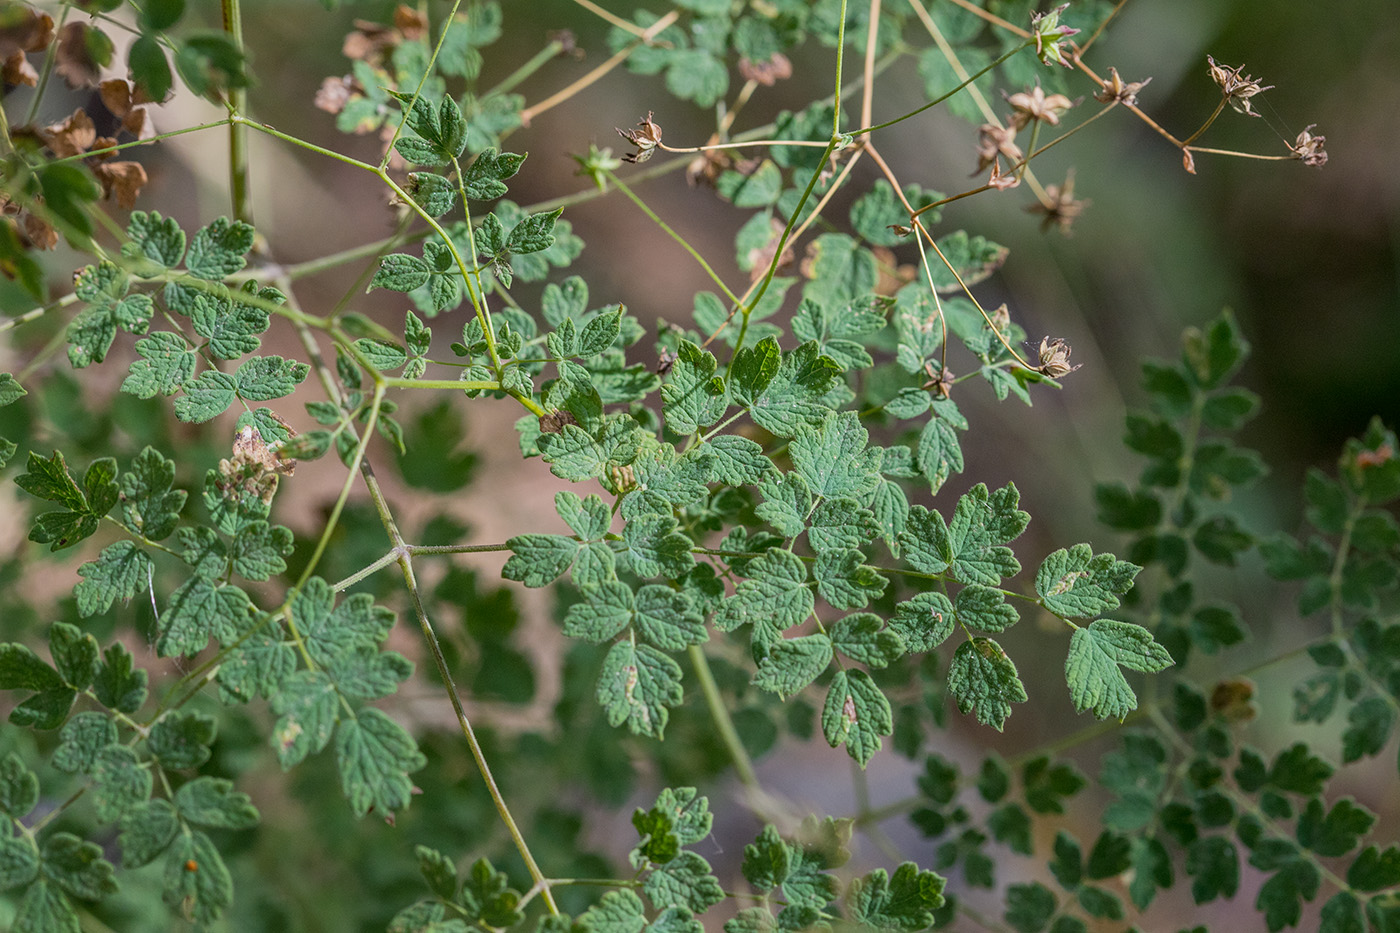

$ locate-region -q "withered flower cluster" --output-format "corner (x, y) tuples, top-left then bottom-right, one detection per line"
(1206, 55), (1274, 117)
(617, 112), (664, 164)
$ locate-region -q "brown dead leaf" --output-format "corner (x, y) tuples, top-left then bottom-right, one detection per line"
(39, 108), (96, 158)
(56, 21), (104, 87)
(315, 75), (354, 114)
(3, 49), (37, 86)
(93, 160), (148, 209)
(22, 210), (58, 250)
(99, 79), (154, 138)
(738, 53), (792, 87)
(0, 6), (54, 57)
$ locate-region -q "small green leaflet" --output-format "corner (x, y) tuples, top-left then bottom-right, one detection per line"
(897, 483), (1029, 584)
(336, 708), (427, 817)
(661, 340), (727, 434)
(948, 638), (1027, 730)
(1064, 620), (1174, 720)
(789, 411), (882, 499)
(1036, 544), (1140, 617)
(597, 640), (683, 738)
(822, 669), (893, 766)
(752, 634), (833, 698)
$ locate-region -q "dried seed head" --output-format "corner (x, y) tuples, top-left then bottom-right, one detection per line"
(1093, 67), (1151, 106)
(986, 161), (1022, 191)
(922, 361), (954, 399)
(1206, 55), (1273, 117)
(974, 123), (1022, 174)
(1035, 337), (1082, 378)
(1288, 124), (1328, 167)
(617, 112), (663, 164)
(1006, 85), (1074, 129)
(1026, 172), (1088, 235)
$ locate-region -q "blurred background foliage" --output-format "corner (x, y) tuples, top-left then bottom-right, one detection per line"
(2, 0), (1397, 929)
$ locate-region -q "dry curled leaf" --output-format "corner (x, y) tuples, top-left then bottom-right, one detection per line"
(93, 160), (148, 209)
(99, 78), (155, 138)
(22, 208), (58, 250)
(3, 49), (38, 86)
(738, 52), (792, 86)
(0, 5), (55, 58)
(39, 108), (97, 158)
(315, 75), (354, 114)
(56, 21), (107, 88)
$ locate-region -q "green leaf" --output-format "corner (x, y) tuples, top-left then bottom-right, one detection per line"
(234, 355), (309, 400)
(506, 207), (563, 253)
(1036, 545), (1141, 618)
(633, 586), (706, 650)
(831, 613), (905, 667)
(1064, 620), (1173, 720)
(814, 548), (888, 609)
(755, 471), (812, 537)
(185, 216), (254, 279)
(731, 336), (782, 405)
(752, 635), (833, 698)
(850, 862), (945, 930)
(1269, 743), (1334, 795)
(1094, 482), (1162, 530)
(370, 253), (432, 293)
(748, 341), (840, 438)
(270, 671), (338, 768)
(503, 534), (579, 587)
(120, 446), (186, 540)
(662, 341), (727, 434)
(717, 160), (783, 208)
(948, 638), (1027, 730)
(159, 577), (253, 656)
(174, 369), (237, 422)
(118, 799), (179, 868)
(53, 711), (117, 774)
(645, 851), (724, 912)
(701, 435), (768, 486)
(14, 878), (79, 933)
(822, 669), (893, 766)
(1185, 836), (1238, 903)
(459, 857), (525, 927)
(128, 33), (173, 100)
(336, 708), (427, 817)
(163, 830), (232, 925)
(581, 890), (646, 933)
(562, 583), (630, 644)
(0, 832), (40, 890)
(0, 753), (39, 820)
(955, 585), (1018, 632)
(41, 832), (117, 900)
(15, 450), (87, 510)
(802, 234), (878, 308)
(790, 412), (882, 499)
(406, 172), (457, 217)
(149, 710), (216, 769)
(1127, 836), (1173, 909)
(597, 641), (683, 738)
(91, 745), (151, 821)
(1349, 845), (1400, 892)
(889, 592), (955, 653)
(48, 622), (98, 690)
(1005, 881), (1056, 933)
(715, 549), (812, 634)
(618, 516), (695, 579)
(174, 776), (259, 829)
(1298, 797), (1374, 857)
(665, 47), (728, 106)
(122, 332), (196, 398)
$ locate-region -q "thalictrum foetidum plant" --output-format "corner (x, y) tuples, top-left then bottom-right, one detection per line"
(3, 1), (1394, 932)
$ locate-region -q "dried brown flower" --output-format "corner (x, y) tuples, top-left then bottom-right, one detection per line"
(1027, 173), (1088, 235)
(4, 49), (38, 87)
(618, 112), (664, 164)
(1034, 337), (1082, 378)
(922, 361), (954, 399)
(738, 53), (793, 87)
(1210, 678), (1257, 723)
(1206, 55), (1273, 117)
(986, 161), (1022, 191)
(93, 160), (148, 209)
(1288, 124), (1327, 167)
(0, 6), (55, 58)
(39, 108), (96, 158)
(55, 21), (105, 87)
(1093, 67), (1151, 106)
(99, 78), (155, 136)
(1006, 86), (1074, 130)
(974, 123), (1022, 174)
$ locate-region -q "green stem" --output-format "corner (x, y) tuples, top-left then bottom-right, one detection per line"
(688, 645), (760, 792)
(221, 0), (252, 225)
(482, 38), (564, 100)
(23, 4), (68, 126)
